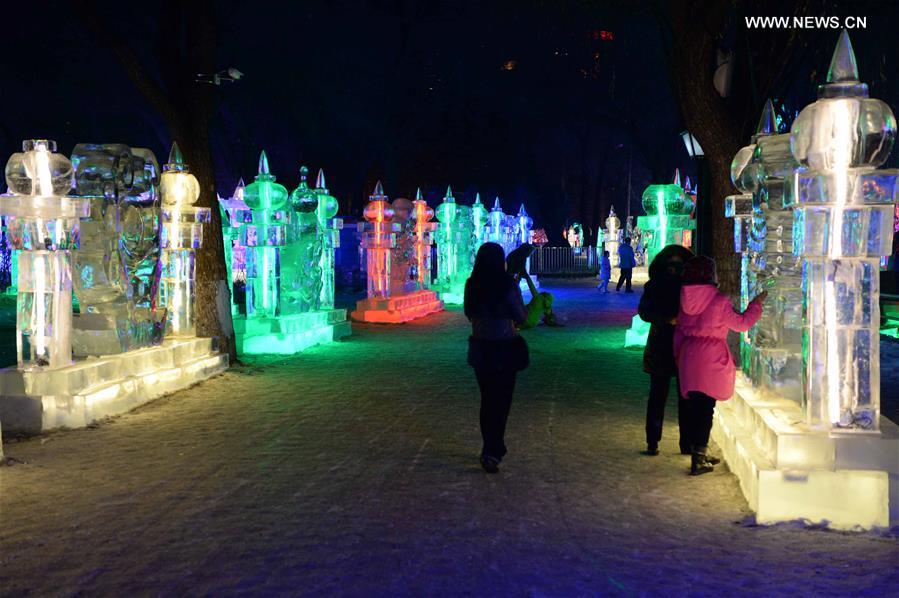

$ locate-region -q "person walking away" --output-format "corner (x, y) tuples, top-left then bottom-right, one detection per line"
(617, 238), (636, 292)
(464, 243), (529, 473)
(638, 244), (694, 456)
(597, 250), (612, 293)
(675, 256), (765, 475)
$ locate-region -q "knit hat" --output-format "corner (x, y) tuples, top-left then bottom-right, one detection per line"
(682, 255), (718, 286)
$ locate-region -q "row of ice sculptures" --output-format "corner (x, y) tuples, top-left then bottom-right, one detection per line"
(0, 139), (208, 371)
(358, 183), (533, 305)
(727, 30), (897, 431)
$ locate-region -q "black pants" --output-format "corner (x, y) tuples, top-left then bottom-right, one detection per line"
(684, 391), (717, 450)
(617, 268), (633, 291)
(475, 368), (517, 460)
(645, 374), (688, 451)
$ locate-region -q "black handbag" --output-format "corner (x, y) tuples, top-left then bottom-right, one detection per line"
(467, 335), (530, 372)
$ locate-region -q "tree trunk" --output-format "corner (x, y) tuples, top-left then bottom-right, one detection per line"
(669, 1), (742, 295)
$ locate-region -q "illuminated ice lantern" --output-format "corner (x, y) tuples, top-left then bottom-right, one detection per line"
(0, 139), (89, 369)
(158, 142), (210, 336)
(314, 169), (342, 309)
(352, 181), (443, 323)
(218, 179), (252, 316)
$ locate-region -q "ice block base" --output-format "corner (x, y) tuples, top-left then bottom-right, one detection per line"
(712, 375), (899, 530)
(624, 314), (650, 348)
(351, 290), (444, 323)
(0, 337), (227, 435)
(234, 309), (351, 355)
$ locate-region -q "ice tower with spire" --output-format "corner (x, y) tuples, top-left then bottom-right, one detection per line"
(708, 30), (899, 530)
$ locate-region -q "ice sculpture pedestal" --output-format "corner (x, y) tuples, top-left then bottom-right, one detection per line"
(351, 289), (444, 324)
(623, 315), (650, 348)
(0, 337), (227, 435)
(712, 375), (899, 530)
(234, 308), (351, 355)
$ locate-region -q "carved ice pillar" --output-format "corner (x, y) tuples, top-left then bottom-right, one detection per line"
(359, 181), (397, 299)
(314, 169), (340, 309)
(243, 151), (287, 318)
(790, 31), (897, 430)
(158, 143), (210, 337)
(1, 140), (88, 369)
(412, 188), (436, 291)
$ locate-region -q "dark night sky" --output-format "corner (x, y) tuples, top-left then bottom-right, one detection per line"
(9, 1), (899, 243)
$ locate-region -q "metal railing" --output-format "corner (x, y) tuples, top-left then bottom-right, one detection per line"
(530, 246), (599, 276)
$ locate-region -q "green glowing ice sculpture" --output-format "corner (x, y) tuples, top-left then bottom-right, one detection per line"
(243, 150), (288, 318)
(638, 169), (695, 265)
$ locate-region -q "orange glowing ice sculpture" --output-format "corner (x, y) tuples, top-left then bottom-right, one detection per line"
(412, 188), (436, 290)
(352, 181), (444, 323)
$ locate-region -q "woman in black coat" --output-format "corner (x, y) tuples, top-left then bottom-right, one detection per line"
(638, 244), (694, 455)
(464, 243), (529, 473)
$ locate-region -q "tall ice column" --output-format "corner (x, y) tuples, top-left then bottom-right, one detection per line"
(1, 140), (89, 369)
(158, 142), (210, 336)
(791, 31), (897, 430)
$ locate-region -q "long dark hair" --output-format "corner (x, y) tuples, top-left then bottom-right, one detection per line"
(466, 242), (516, 308)
(648, 244), (694, 279)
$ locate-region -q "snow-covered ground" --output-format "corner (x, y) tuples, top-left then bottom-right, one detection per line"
(0, 280), (896, 595)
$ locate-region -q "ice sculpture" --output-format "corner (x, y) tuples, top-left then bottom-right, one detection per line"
(485, 197), (520, 255)
(412, 188), (436, 291)
(219, 179), (251, 316)
(790, 30), (897, 430)
(0, 140), (88, 369)
(637, 171), (695, 266)
(281, 165), (322, 314)
(471, 193), (488, 249)
(221, 161), (349, 355)
(725, 99), (803, 401)
(69, 143), (166, 355)
(706, 32), (899, 531)
(352, 181), (443, 323)
(314, 169), (341, 309)
(243, 151), (288, 319)
(158, 142), (210, 336)
(604, 207), (620, 267)
(434, 186), (475, 303)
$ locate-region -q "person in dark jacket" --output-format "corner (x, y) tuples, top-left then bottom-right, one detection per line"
(617, 238), (637, 292)
(464, 243), (529, 473)
(638, 244), (694, 456)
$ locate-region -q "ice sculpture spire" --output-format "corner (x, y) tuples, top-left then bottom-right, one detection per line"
(415, 187), (423, 201)
(315, 168), (327, 190)
(673, 168), (681, 187)
(756, 98), (778, 137)
(493, 197), (502, 210)
(444, 185), (455, 202)
(684, 176), (692, 193)
(233, 178), (245, 201)
(256, 150), (275, 181)
(165, 142), (187, 172)
(820, 30), (867, 99)
(298, 165), (309, 185)
(827, 29), (859, 83)
(371, 180), (386, 200)
(473, 192), (483, 206)
(517, 203), (528, 217)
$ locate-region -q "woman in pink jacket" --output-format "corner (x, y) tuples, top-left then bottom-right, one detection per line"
(674, 256), (766, 475)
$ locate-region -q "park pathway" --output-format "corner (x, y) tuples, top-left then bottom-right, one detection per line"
(1, 280), (896, 595)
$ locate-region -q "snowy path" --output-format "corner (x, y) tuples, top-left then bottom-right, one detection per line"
(1, 280), (896, 595)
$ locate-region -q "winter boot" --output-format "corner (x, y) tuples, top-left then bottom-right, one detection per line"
(690, 446), (715, 476)
(642, 442), (659, 456)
